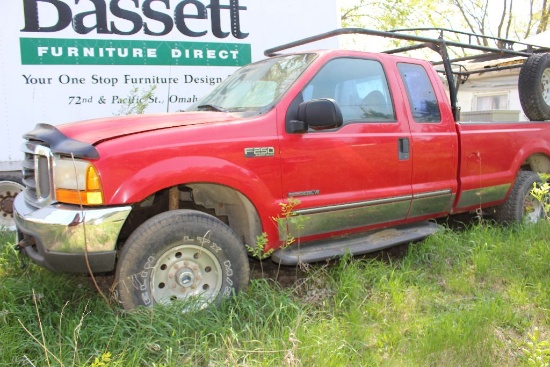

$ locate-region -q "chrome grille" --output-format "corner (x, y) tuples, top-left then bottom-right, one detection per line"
(21, 141), (55, 208)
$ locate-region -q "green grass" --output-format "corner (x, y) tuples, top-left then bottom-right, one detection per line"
(1, 222), (550, 366)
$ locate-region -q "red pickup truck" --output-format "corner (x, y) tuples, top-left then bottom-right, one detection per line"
(14, 28), (550, 310)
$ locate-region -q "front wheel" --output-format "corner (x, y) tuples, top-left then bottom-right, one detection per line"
(115, 210), (250, 311)
(494, 171), (543, 224)
(0, 174), (24, 231)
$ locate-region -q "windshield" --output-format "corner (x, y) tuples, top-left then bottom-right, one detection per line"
(187, 53), (317, 115)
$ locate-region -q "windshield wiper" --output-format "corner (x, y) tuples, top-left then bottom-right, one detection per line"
(197, 104), (228, 112)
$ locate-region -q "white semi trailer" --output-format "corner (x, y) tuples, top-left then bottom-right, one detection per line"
(0, 0), (340, 228)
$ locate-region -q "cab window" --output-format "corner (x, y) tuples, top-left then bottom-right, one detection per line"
(397, 63), (441, 123)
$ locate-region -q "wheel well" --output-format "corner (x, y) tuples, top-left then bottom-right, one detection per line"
(524, 153), (550, 173)
(118, 184), (262, 250)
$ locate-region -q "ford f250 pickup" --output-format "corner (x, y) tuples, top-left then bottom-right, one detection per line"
(14, 28), (550, 310)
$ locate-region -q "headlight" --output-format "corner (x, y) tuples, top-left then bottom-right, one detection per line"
(53, 159), (104, 205)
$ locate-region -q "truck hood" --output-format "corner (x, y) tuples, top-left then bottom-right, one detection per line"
(58, 111), (235, 145)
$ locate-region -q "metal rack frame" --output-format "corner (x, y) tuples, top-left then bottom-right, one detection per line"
(264, 28), (550, 120)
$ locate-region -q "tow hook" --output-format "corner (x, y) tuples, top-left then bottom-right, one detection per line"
(14, 238), (31, 269)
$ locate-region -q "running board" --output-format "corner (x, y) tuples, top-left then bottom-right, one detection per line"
(271, 221), (441, 265)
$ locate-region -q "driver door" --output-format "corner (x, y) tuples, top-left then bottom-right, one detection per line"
(279, 57), (413, 239)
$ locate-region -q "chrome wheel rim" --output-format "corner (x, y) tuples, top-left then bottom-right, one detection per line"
(542, 68), (550, 106)
(523, 195), (544, 223)
(0, 180), (23, 230)
(150, 244), (223, 308)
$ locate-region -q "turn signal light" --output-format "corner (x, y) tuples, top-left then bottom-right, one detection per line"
(55, 164), (104, 205)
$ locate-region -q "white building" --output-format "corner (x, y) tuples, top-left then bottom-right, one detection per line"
(456, 31), (550, 122)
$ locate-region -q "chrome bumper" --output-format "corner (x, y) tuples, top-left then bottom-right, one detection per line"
(13, 194), (132, 273)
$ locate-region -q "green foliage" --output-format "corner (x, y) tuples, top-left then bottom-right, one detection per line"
(530, 180), (550, 221)
(521, 328), (550, 366)
(341, 0), (444, 29)
(115, 85), (157, 115)
(246, 232), (272, 260)
(89, 352), (112, 367)
(3, 222), (550, 366)
(246, 198), (309, 278)
(272, 197), (308, 248)
(341, 0), (550, 42)
(246, 197), (308, 259)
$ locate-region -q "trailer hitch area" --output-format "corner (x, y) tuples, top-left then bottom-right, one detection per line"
(14, 236), (35, 269)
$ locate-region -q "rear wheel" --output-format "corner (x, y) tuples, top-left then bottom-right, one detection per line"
(115, 210), (250, 311)
(494, 171), (543, 224)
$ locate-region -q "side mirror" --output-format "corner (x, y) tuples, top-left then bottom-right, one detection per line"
(288, 98), (343, 133)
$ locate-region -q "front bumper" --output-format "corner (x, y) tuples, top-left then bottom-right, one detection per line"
(13, 194), (132, 273)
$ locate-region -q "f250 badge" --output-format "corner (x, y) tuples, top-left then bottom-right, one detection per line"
(244, 147), (275, 158)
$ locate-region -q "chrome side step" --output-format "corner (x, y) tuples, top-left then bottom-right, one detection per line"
(271, 221), (441, 265)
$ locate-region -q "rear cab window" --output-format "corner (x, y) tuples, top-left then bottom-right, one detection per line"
(397, 63), (441, 123)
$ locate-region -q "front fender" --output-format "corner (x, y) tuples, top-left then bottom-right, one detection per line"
(109, 155), (280, 205)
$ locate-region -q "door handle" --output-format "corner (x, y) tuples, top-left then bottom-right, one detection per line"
(398, 138), (410, 160)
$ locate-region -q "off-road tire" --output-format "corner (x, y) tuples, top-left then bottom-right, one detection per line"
(494, 171), (542, 224)
(518, 53), (550, 121)
(115, 210), (250, 311)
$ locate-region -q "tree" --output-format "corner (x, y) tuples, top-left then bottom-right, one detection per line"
(341, 0), (550, 41)
(341, 0), (443, 29)
(339, 0), (447, 53)
(450, 0), (488, 43)
(535, 0), (550, 33)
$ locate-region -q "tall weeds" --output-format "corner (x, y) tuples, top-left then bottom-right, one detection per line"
(2, 222), (550, 366)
